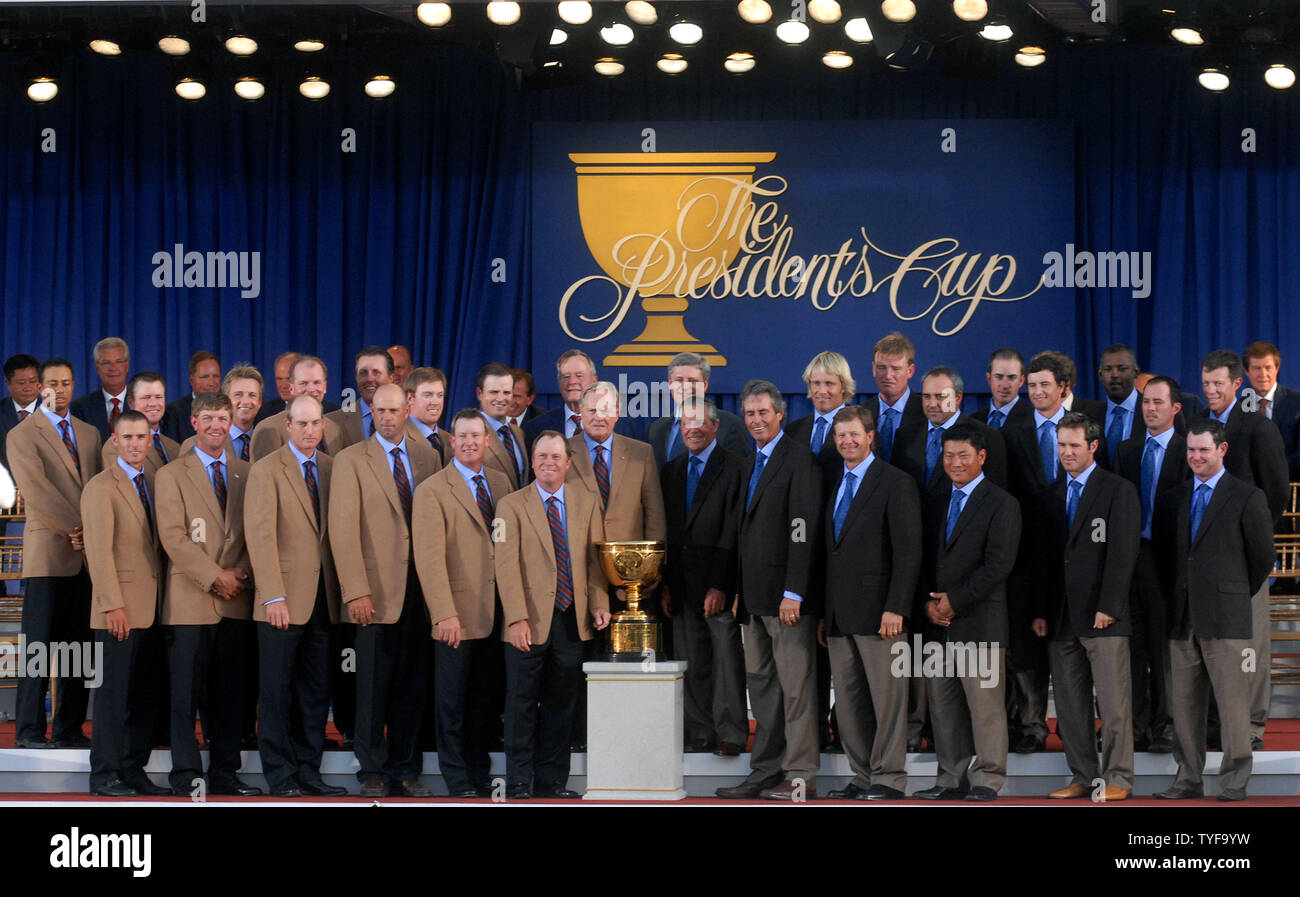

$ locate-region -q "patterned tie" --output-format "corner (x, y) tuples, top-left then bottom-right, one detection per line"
(134, 472), (154, 534)
(59, 420), (80, 473)
(667, 425), (684, 462)
(211, 460), (227, 514)
(1066, 479), (1082, 528)
(945, 488), (966, 542)
(366, 415), (375, 439)
(879, 407), (898, 461)
(1106, 407), (1126, 465)
(832, 470), (857, 541)
(686, 455), (703, 509)
(592, 445), (610, 510)
(428, 430), (443, 456)
(18, 408), (29, 422)
(153, 432), (169, 463)
(498, 424), (521, 484)
(925, 427), (943, 483)
(391, 447), (412, 527)
(110, 397), (121, 424)
(237, 433), (250, 461)
(546, 496), (574, 612)
(473, 475), (494, 528)
(303, 459), (321, 526)
(569, 414), (583, 438)
(1038, 420), (1057, 484)
(811, 417), (827, 455)
(987, 408), (1005, 430)
(1189, 483), (1210, 543)
(1260, 397), (1271, 419)
(746, 451), (768, 511)
(1139, 436), (1158, 535)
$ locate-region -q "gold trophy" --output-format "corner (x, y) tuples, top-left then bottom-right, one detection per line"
(597, 540), (667, 659)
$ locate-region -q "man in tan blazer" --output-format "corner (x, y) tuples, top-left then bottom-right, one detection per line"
(7, 357), (101, 748)
(250, 355), (342, 461)
(82, 410), (167, 796)
(405, 366), (453, 465)
(326, 346), (396, 452)
(179, 365), (263, 462)
(245, 395), (346, 798)
(495, 431), (610, 799)
(102, 372), (179, 474)
(155, 391), (259, 796)
(477, 362), (528, 489)
(329, 383), (440, 797)
(413, 408), (512, 798)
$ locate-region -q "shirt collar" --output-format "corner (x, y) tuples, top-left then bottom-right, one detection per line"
(583, 432), (614, 456)
(230, 423), (250, 442)
(992, 394), (1020, 413)
(192, 444), (228, 468)
(1263, 384), (1277, 402)
(453, 457), (484, 481)
(843, 453), (874, 479)
(535, 481), (566, 504)
(814, 403), (846, 427)
(13, 398), (36, 414)
(409, 417), (434, 439)
(927, 411), (962, 433)
(375, 430), (406, 456)
(689, 438), (717, 467)
(1033, 404), (1066, 428)
(880, 389), (910, 415)
(40, 404), (70, 426)
(1196, 466), (1227, 490)
(103, 387), (127, 404)
(287, 440), (315, 465)
(1146, 426), (1175, 449)
(953, 471), (985, 499)
(1066, 460), (1098, 489)
(756, 427), (785, 458)
(116, 455), (145, 479)
(481, 409), (508, 429)
(1108, 389), (1138, 416)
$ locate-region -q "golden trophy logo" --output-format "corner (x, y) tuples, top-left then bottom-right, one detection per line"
(566, 152), (777, 368)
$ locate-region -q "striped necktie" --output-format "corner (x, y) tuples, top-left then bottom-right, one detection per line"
(303, 459), (320, 526)
(237, 433), (250, 461)
(592, 445), (610, 509)
(391, 447), (413, 527)
(428, 430), (443, 456)
(546, 497), (574, 612)
(211, 460), (227, 513)
(134, 472), (154, 534)
(153, 432), (169, 463)
(498, 425), (521, 484)
(473, 475), (494, 528)
(59, 420), (80, 473)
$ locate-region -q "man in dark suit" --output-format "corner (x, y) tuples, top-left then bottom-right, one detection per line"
(1198, 348), (1289, 747)
(405, 367), (453, 464)
(973, 348), (1032, 432)
(647, 352), (749, 470)
(1097, 344), (1142, 466)
(507, 368), (547, 431)
(1114, 376), (1189, 752)
(867, 332), (924, 462)
(892, 366), (1008, 498)
(1, 354), (42, 468)
(68, 337), (131, 444)
(1154, 419), (1274, 801)
(161, 350), (222, 444)
(914, 424), (1020, 802)
(524, 350), (633, 447)
(1243, 341), (1300, 478)
(715, 380), (823, 801)
(1032, 413), (1139, 800)
(660, 398), (747, 756)
(821, 405), (921, 801)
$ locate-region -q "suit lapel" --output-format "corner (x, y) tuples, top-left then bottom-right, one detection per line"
(944, 479), (989, 548)
(364, 439), (405, 519)
(450, 470), (489, 535)
(834, 460), (882, 546)
(37, 414), (80, 482)
(1191, 477), (1230, 549)
(747, 437), (787, 515)
(112, 463), (148, 530)
(280, 448), (319, 532)
(686, 449), (723, 528)
(569, 436), (597, 495)
(525, 487), (556, 564)
(185, 451), (225, 526)
(1066, 474), (1103, 545)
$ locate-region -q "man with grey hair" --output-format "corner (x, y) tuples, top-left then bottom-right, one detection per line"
(524, 349), (635, 448)
(70, 337), (132, 442)
(647, 352), (750, 470)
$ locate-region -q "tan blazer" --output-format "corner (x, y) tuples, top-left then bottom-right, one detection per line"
(244, 445), (341, 625)
(80, 463), (163, 630)
(494, 483), (608, 644)
(482, 414), (528, 490)
(250, 410), (343, 462)
(178, 434), (242, 461)
(567, 433), (668, 542)
(103, 431), (180, 477)
(327, 435), (440, 623)
(413, 463), (512, 639)
(155, 449), (252, 624)
(326, 409), (367, 452)
(408, 421), (452, 466)
(6, 411), (102, 577)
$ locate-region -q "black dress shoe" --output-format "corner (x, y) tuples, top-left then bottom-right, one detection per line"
(534, 783), (581, 799)
(54, 732), (92, 748)
(1012, 736), (1046, 754)
(359, 778), (389, 798)
(964, 786), (998, 802)
(1217, 789), (1246, 802)
(398, 778), (433, 798)
(90, 777), (137, 797)
(474, 783), (496, 798)
(568, 740), (587, 752)
(300, 779), (347, 797)
(713, 741), (743, 757)
(323, 738), (341, 749)
(341, 733), (355, 750)
(1147, 735), (1174, 754)
(914, 785), (967, 801)
(125, 778), (171, 796)
(864, 784), (906, 801)
(1153, 786), (1203, 799)
(241, 734), (259, 750)
(826, 782), (867, 800)
(16, 736), (55, 749)
(684, 738), (713, 753)
(715, 772), (784, 799)
(271, 783), (303, 798)
(209, 778), (263, 796)
(448, 787), (483, 798)
(506, 784), (532, 800)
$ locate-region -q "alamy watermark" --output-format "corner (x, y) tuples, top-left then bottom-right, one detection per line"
(0, 637), (103, 688)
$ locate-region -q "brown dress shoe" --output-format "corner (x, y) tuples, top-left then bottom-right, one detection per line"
(1048, 783), (1089, 799)
(1100, 786), (1131, 801)
(713, 741), (743, 757)
(759, 779), (816, 801)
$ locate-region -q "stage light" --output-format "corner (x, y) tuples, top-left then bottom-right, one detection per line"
(626, 2), (658, 25)
(299, 75), (330, 99)
(822, 50), (853, 69)
(1014, 46), (1046, 67)
(158, 35), (191, 56)
(776, 20), (810, 43)
(881, 0), (916, 24)
(558, 2), (592, 25)
(234, 76), (265, 100)
(809, 0), (842, 24)
(89, 39), (122, 56)
(737, 0), (771, 24)
(27, 77), (57, 102)
(952, 0), (987, 22)
(658, 53), (688, 74)
(1170, 27), (1203, 46)
(670, 21), (703, 45)
(486, 2), (521, 26)
(294, 39), (326, 52)
(725, 51), (755, 73)
(1197, 66), (1229, 91)
(979, 22), (1013, 41)
(365, 75), (396, 97)
(416, 3), (451, 27)
(550, 28), (568, 45)
(601, 22), (634, 45)
(594, 57), (625, 76)
(845, 17), (873, 42)
(225, 35), (258, 56)
(1264, 63), (1295, 89)
(175, 77), (206, 100)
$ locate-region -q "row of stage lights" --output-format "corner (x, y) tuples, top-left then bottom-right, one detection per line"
(17, 1), (1299, 101)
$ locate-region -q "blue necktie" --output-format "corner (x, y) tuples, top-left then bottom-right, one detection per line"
(1038, 420), (1057, 484)
(879, 407), (898, 461)
(1139, 436), (1158, 535)
(811, 417), (827, 455)
(668, 424), (684, 462)
(925, 427), (943, 483)
(832, 470), (857, 541)
(685, 455), (702, 509)
(1189, 483), (1210, 543)
(945, 488), (966, 542)
(746, 451), (767, 511)
(1106, 407), (1126, 465)
(987, 408), (1005, 430)
(1066, 479), (1082, 528)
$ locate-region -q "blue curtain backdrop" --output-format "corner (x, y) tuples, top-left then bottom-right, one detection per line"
(1, 43), (1296, 422)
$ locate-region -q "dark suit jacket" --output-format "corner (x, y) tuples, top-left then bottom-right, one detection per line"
(1069, 395), (1108, 428)
(972, 397), (1033, 431)
(255, 396), (341, 424)
(1266, 384), (1300, 477)
(648, 409), (750, 471)
(661, 444), (745, 611)
(917, 478), (1021, 645)
(1113, 429), (1190, 526)
(160, 394), (195, 444)
(1154, 471), (1274, 640)
(785, 411), (850, 489)
(69, 390), (118, 443)
(890, 414), (1008, 498)
(523, 405), (635, 450)
(0, 399), (30, 468)
(736, 433), (823, 618)
(1197, 400), (1290, 523)
(823, 458), (922, 636)
(1032, 467), (1140, 638)
(868, 391), (925, 460)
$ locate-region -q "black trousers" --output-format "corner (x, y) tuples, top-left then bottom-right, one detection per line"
(434, 636), (494, 793)
(257, 588), (331, 790)
(1130, 540), (1173, 742)
(353, 574), (429, 783)
(15, 570), (92, 743)
(89, 626), (162, 789)
(328, 622), (356, 738)
(504, 605), (584, 790)
(1005, 568), (1049, 742)
(166, 618), (249, 792)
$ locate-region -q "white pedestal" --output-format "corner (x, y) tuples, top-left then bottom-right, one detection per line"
(582, 660), (688, 801)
